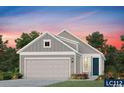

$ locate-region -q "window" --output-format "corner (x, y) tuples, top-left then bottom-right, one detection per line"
(83, 56), (91, 72)
(43, 39), (51, 48)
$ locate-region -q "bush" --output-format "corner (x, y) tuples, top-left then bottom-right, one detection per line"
(71, 73), (89, 79)
(3, 72), (12, 80)
(82, 73), (89, 79)
(12, 73), (23, 79)
(17, 73), (23, 79)
(96, 75), (105, 80)
(0, 69), (23, 80)
(105, 72), (116, 79)
(0, 71), (4, 80)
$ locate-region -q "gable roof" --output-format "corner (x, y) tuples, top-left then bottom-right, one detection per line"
(57, 35), (79, 44)
(58, 29), (105, 60)
(17, 32), (80, 54)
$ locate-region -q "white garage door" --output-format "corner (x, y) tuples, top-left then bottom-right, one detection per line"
(24, 58), (70, 79)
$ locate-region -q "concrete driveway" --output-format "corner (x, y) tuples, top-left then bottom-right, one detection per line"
(0, 79), (65, 87)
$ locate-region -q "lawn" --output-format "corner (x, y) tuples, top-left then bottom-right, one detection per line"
(46, 80), (104, 87)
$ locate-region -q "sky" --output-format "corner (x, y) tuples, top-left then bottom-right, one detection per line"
(0, 6), (124, 49)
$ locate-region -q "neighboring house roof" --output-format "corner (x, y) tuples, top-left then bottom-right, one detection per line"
(17, 32), (80, 54)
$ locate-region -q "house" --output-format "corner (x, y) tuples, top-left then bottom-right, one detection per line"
(17, 30), (105, 80)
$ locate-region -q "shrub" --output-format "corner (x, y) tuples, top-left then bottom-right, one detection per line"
(17, 73), (23, 79)
(71, 73), (89, 79)
(96, 75), (105, 80)
(118, 72), (124, 79)
(12, 73), (23, 79)
(3, 72), (12, 80)
(0, 71), (4, 80)
(71, 74), (77, 79)
(105, 72), (116, 79)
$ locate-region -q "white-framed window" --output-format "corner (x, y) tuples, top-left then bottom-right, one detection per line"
(43, 39), (51, 48)
(83, 56), (91, 72)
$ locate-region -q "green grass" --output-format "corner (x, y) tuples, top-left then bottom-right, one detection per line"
(46, 80), (104, 87)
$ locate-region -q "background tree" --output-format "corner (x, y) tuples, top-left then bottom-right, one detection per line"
(0, 35), (8, 55)
(120, 35), (124, 50)
(86, 31), (107, 54)
(0, 35), (18, 72)
(105, 45), (118, 73)
(15, 31), (41, 49)
(116, 35), (124, 74)
(0, 48), (19, 72)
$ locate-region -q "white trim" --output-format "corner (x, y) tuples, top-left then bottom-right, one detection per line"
(17, 32), (80, 55)
(20, 52), (75, 55)
(24, 57), (71, 79)
(25, 57), (70, 60)
(58, 29), (105, 60)
(43, 39), (51, 48)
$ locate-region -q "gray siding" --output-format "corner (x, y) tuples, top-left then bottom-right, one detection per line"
(76, 53), (81, 74)
(78, 43), (98, 54)
(58, 31), (100, 54)
(57, 37), (77, 50)
(21, 33), (73, 52)
(101, 57), (104, 75)
(20, 55), (75, 75)
(58, 31), (80, 42)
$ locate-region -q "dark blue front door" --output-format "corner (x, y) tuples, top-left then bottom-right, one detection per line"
(93, 58), (99, 75)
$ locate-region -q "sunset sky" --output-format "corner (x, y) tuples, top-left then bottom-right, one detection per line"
(0, 6), (124, 49)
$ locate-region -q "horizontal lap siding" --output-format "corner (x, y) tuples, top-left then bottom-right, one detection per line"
(20, 55), (74, 75)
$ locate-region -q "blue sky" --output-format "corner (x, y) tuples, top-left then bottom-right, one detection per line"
(0, 6), (124, 48)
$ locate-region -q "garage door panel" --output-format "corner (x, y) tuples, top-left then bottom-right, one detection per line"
(24, 58), (70, 79)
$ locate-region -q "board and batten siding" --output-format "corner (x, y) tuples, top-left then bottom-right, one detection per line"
(20, 54), (75, 75)
(21, 33), (73, 52)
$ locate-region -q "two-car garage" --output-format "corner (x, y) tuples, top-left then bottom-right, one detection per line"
(24, 57), (71, 80)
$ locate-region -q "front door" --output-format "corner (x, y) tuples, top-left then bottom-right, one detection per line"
(93, 58), (99, 75)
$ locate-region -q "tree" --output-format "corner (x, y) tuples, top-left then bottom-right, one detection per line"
(105, 35), (124, 77)
(105, 45), (117, 73)
(15, 31), (41, 49)
(120, 35), (124, 50)
(0, 35), (8, 54)
(105, 45), (117, 65)
(0, 47), (19, 72)
(121, 35), (124, 41)
(0, 35), (18, 72)
(86, 32), (107, 54)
